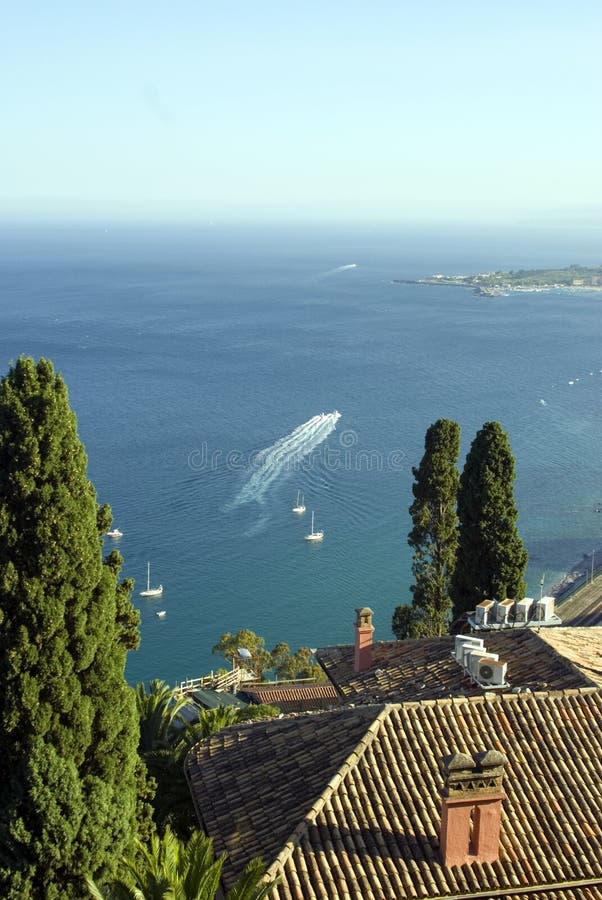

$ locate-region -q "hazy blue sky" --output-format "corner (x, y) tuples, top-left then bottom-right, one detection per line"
(2, 1), (601, 224)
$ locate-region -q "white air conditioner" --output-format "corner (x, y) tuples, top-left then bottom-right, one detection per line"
(454, 636), (484, 666)
(515, 597), (534, 622)
(476, 659), (507, 686)
(495, 598), (515, 625)
(461, 641), (486, 669)
(535, 595), (555, 622)
(469, 651), (499, 679)
(475, 599), (495, 626)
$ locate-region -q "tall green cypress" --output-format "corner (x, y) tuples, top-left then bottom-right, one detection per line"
(451, 420), (528, 620)
(403, 418), (460, 637)
(0, 358), (143, 898)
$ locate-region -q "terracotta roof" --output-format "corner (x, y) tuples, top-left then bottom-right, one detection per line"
(186, 688), (602, 899)
(241, 682), (342, 713)
(187, 705), (377, 879)
(535, 627), (602, 688)
(316, 629), (596, 702)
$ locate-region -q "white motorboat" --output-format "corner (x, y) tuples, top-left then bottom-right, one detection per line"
(156, 610), (166, 618)
(106, 527), (123, 538)
(140, 562), (163, 597)
(292, 490), (306, 514)
(304, 511), (324, 542)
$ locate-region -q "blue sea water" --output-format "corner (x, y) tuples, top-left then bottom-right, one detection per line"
(1, 222), (602, 686)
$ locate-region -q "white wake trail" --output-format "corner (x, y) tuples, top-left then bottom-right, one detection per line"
(229, 411), (341, 509)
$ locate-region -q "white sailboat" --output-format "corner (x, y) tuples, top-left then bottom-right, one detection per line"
(304, 511), (324, 542)
(292, 490), (306, 514)
(140, 562), (163, 597)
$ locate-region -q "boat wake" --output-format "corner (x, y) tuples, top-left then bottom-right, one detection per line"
(227, 411), (341, 512)
(315, 263), (358, 278)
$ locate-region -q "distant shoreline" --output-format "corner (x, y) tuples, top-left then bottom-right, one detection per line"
(392, 278), (602, 298)
(392, 265), (602, 298)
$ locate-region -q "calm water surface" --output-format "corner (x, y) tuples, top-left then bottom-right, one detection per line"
(1, 223), (601, 684)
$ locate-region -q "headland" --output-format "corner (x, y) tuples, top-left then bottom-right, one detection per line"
(394, 264), (602, 297)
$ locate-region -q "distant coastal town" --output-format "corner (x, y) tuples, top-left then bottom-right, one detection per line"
(395, 264), (602, 297)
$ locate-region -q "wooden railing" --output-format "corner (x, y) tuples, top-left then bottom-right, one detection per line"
(176, 668), (257, 695)
(176, 672), (320, 695)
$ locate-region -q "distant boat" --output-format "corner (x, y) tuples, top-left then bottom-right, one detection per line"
(304, 511), (324, 542)
(156, 610), (166, 618)
(293, 491), (306, 514)
(106, 527), (123, 538)
(140, 562), (163, 597)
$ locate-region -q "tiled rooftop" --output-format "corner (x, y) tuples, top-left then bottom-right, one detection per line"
(186, 688), (602, 899)
(535, 626), (602, 688)
(316, 628), (600, 702)
(240, 682), (342, 713)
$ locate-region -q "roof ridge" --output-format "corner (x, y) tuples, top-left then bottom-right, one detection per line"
(393, 684), (600, 710)
(263, 704), (391, 882)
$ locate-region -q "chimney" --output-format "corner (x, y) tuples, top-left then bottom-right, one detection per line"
(440, 749), (507, 867)
(354, 607), (374, 673)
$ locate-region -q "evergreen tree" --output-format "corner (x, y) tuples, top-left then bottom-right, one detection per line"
(402, 418), (461, 637)
(0, 358), (144, 898)
(391, 604), (419, 641)
(451, 421), (528, 620)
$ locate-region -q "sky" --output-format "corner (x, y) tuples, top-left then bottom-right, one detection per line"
(2, 0), (602, 225)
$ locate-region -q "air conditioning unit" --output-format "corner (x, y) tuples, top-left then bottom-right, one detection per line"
(454, 635), (484, 666)
(495, 598), (515, 625)
(461, 641), (486, 669)
(535, 595), (555, 622)
(476, 659), (507, 686)
(475, 599), (495, 626)
(515, 597), (534, 623)
(469, 651), (499, 679)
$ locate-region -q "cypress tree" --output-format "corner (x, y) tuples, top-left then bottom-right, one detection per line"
(399, 418), (460, 638)
(451, 420), (528, 620)
(0, 358), (143, 898)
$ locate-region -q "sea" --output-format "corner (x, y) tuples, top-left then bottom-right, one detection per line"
(1, 221), (601, 687)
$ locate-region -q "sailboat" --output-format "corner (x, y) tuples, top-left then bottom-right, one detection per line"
(140, 562), (163, 597)
(292, 490), (306, 514)
(304, 511), (324, 542)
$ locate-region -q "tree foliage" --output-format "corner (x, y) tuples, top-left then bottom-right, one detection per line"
(86, 826), (275, 900)
(270, 642), (326, 682)
(391, 604), (419, 641)
(135, 681), (279, 838)
(399, 418), (460, 638)
(450, 421), (528, 619)
(212, 629), (272, 680)
(212, 630), (325, 682)
(0, 357), (146, 898)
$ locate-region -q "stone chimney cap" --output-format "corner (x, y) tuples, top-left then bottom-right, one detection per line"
(474, 749), (508, 769)
(441, 752), (475, 774)
(355, 606), (374, 617)
(441, 748), (507, 798)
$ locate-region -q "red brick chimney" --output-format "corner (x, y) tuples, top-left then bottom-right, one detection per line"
(440, 749), (507, 867)
(354, 607), (374, 673)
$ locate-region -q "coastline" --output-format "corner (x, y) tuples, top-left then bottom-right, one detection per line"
(392, 278), (602, 298)
(550, 545), (602, 604)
